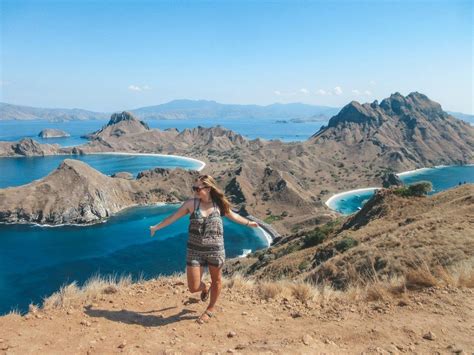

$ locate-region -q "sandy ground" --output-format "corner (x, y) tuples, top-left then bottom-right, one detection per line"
(1, 276), (473, 354)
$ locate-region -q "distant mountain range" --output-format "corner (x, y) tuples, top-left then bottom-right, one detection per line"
(0, 100), (340, 122)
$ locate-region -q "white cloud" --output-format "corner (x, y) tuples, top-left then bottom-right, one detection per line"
(364, 90), (372, 96)
(299, 88), (309, 95)
(128, 84), (151, 92)
(333, 86), (343, 95)
(273, 90), (298, 97)
(352, 89), (361, 95)
(129, 85), (142, 92)
(316, 89), (327, 95)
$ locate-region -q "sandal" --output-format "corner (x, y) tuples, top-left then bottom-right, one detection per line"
(196, 310), (214, 324)
(200, 285), (209, 302)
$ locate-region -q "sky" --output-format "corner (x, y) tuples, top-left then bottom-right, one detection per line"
(1, 0), (473, 113)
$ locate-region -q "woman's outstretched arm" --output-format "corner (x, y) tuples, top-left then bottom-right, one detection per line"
(224, 209), (259, 228)
(149, 199), (193, 237)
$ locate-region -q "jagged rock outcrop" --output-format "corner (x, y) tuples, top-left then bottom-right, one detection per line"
(309, 92), (474, 170)
(382, 173), (404, 188)
(82, 111), (150, 140)
(38, 129), (70, 138)
(0, 138), (60, 157)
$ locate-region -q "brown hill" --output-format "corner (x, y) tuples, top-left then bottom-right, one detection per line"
(309, 92), (473, 170)
(0, 92), (472, 234)
(0, 159), (198, 225)
(0, 138), (60, 157)
(224, 184), (474, 289)
(83, 111), (150, 139)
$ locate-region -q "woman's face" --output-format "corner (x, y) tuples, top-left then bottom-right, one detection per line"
(192, 181), (211, 199)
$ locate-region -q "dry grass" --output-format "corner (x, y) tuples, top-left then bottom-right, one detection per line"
(365, 282), (392, 301)
(34, 258), (474, 314)
(317, 284), (344, 304)
(290, 281), (315, 304)
(28, 303), (40, 314)
(449, 261), (474, 288)
(42, 274), (134, 310)
(224, 273), (255, 291)
(404, 261), (441, 291)
(257, 281), (283, 300)
(6, 307), (22, 317)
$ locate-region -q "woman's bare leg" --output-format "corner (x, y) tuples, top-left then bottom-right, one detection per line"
(186, 265), (207, 293)
(196, 264), (222, 323)
(206, 264), (222, 311)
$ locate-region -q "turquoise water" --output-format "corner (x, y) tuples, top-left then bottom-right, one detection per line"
(0, 204), (268, 315)
(0, 118), (325, 145)
(327, 165), (474, 215)
(0, 150), (265, 315)
(0, 154), (202, 188)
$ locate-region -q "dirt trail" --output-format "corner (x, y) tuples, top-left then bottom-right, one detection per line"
(1, 276), (473, 354)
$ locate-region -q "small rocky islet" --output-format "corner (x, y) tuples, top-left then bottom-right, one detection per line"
(38, 128), (70, 138)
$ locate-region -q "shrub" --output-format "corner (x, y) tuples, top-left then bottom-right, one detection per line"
(303, 218), (342, 248)
(393, 181), (432, 197)
(264, 214), (283, 224)
(303, 229), (326, 247)
(298, 260), (310, 271)
(335, 237), (358, 252)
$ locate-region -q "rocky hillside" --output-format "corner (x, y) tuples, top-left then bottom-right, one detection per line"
(82, 111), (151, 140)
(309, 92), (473, 170)
(0, 138), (61, 157)
(1, 92), (472, 233)
(0, 159), (199, 225)
(224, 184), (474, 288)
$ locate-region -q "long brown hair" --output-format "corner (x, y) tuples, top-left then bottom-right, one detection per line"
(197, 174), (231, 216)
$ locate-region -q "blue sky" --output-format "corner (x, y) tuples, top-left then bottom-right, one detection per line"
(1, 0), (472, 113)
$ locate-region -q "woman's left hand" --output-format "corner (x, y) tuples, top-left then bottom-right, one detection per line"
(248, 221), (259, 228)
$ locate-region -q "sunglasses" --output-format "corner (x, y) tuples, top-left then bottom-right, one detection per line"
(192, 185), (209, 192)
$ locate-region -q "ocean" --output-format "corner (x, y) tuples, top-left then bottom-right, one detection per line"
(0, 120), (279, 314)
(0, 118), (471, 315)
(0, 118), (325, 145)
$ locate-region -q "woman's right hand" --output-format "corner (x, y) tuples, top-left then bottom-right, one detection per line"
(149, 225), (157, 237)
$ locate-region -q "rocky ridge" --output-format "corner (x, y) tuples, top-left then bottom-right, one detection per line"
(0, 159), (198, 225)
(0, 92), (473, 233)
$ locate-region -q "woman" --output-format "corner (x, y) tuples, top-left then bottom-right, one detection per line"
(149, 174), (259, 324)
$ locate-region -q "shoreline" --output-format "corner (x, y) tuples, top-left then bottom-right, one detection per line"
(325, 164), (474, 213)
(0, 202), (170, 228)
(89, 151), (206, 172)
(325, 187), (380, 210)
(396, 163), (474, 177)
(0, 151), (206, 172)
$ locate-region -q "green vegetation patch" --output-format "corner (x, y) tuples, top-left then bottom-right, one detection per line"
(303, 218), (342, 248)
(393, 181), (432, 197)
(334, 237), (358, 252)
